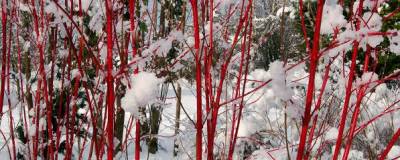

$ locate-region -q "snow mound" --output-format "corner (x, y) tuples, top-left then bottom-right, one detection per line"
(122, 72), (163, 116)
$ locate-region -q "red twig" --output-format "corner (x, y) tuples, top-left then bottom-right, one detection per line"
(105, 0), (115, 158)
(296, 0), (324, 159)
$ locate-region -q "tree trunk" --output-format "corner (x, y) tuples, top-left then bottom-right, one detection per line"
(147, 83), (168, 154)
(114, 81), (125, 154)
(173, 83), (181, 156)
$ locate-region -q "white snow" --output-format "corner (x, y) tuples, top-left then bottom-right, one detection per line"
(326, 127), (338, 140)
(321, 1), (346, 34)
(276, 6), (295, 19)
(389, 30), (400, 55)
(122, 72), (164, 116)
(2, 0), (399, 159)
(360, 72), (378, 85)
(29, 125), (36, 137)
(71, 69), (81, 79)
(268, 61), (293, 101)
(388, 145), (400, 159)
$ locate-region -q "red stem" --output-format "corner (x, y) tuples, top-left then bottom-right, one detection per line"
(228, 11), (252, 159)
(129, 0), (137, 58)
(135, 120), (140, 160)
(305, 59), (334, 159)
(189, 0), (203, 159)
(332, 1), (364, 158)
(342, 46), (371, 159)
(105, 0), (115, 158)
(296, 0), (324, 159)
(0, 0), (8, 115)
(378, 128), (400, 160)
